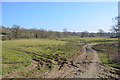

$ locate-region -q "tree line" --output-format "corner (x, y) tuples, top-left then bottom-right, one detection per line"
(0, 24), (117, 41)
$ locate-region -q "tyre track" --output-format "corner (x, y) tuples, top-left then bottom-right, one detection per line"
(44, 43), (120, 78)
(3, 43), (120, 78)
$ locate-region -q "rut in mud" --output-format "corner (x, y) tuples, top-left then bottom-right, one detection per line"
(3, 43), (120, 78)
(43, 43), (120, 78)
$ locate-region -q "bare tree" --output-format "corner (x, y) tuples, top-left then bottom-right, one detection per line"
(111, 17), (120, 37)
(98, 29), (105, 37)
(81, 30), (89, 37)
(11, 25), (21, 39)
(63, 28), (68, 37)
(110, 16), (120, 63)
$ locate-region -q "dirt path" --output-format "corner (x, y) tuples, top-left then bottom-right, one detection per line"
(79, 43), (101, 78)
(3, 43), (120, 78)
(43, 43), (120, 78)
(42, 43), (98, 78)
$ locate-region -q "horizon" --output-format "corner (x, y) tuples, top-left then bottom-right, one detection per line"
(1, 2), (118, 32)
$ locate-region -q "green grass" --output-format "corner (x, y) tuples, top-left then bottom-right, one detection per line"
(2, 37), (118, 75)
(92, 42), (118, 53)
(108, 63), (120, 68)
(2, 39), (81, 74)
(58, 37), (118, 43)
(98, 53), (120, 68)
(87, 54), (93, 59)
(2, 39), (67, 74)
(93, 42), (120, 68)
(0, 35), (7, 37)
(2, 62), (30, 75)
(37, 67), (47, 72)
(98, 53), (109, 64)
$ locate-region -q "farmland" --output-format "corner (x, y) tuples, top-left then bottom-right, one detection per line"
(2, 38), (81, 75)
(1, 2), (120, 78)
(2, 37), (119, 78)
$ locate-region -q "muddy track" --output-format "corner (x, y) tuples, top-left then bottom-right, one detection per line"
(43, 43), (120, 78)
(3, 43), (120, 78)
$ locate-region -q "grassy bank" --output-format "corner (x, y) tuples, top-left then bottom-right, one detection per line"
(92, 42), (120, 68)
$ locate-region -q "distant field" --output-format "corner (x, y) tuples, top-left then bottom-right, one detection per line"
(58, 37), (118, 43)
(2, 37), (118, 74)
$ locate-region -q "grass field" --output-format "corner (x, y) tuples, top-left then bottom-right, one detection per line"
(57, 37), (118, 43)
(92, 42), (120, 68)
(2, 39), (81, 74)
(98, 52), (120, 68)
(2, 37), (118, 74)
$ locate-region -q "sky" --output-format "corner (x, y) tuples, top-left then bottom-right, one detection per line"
(1, 0), (119, 2)
(1, 2), (118, 32)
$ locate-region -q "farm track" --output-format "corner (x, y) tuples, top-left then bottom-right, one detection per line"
(3, 43), (120, 78)
(43, 43), (120, 78)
